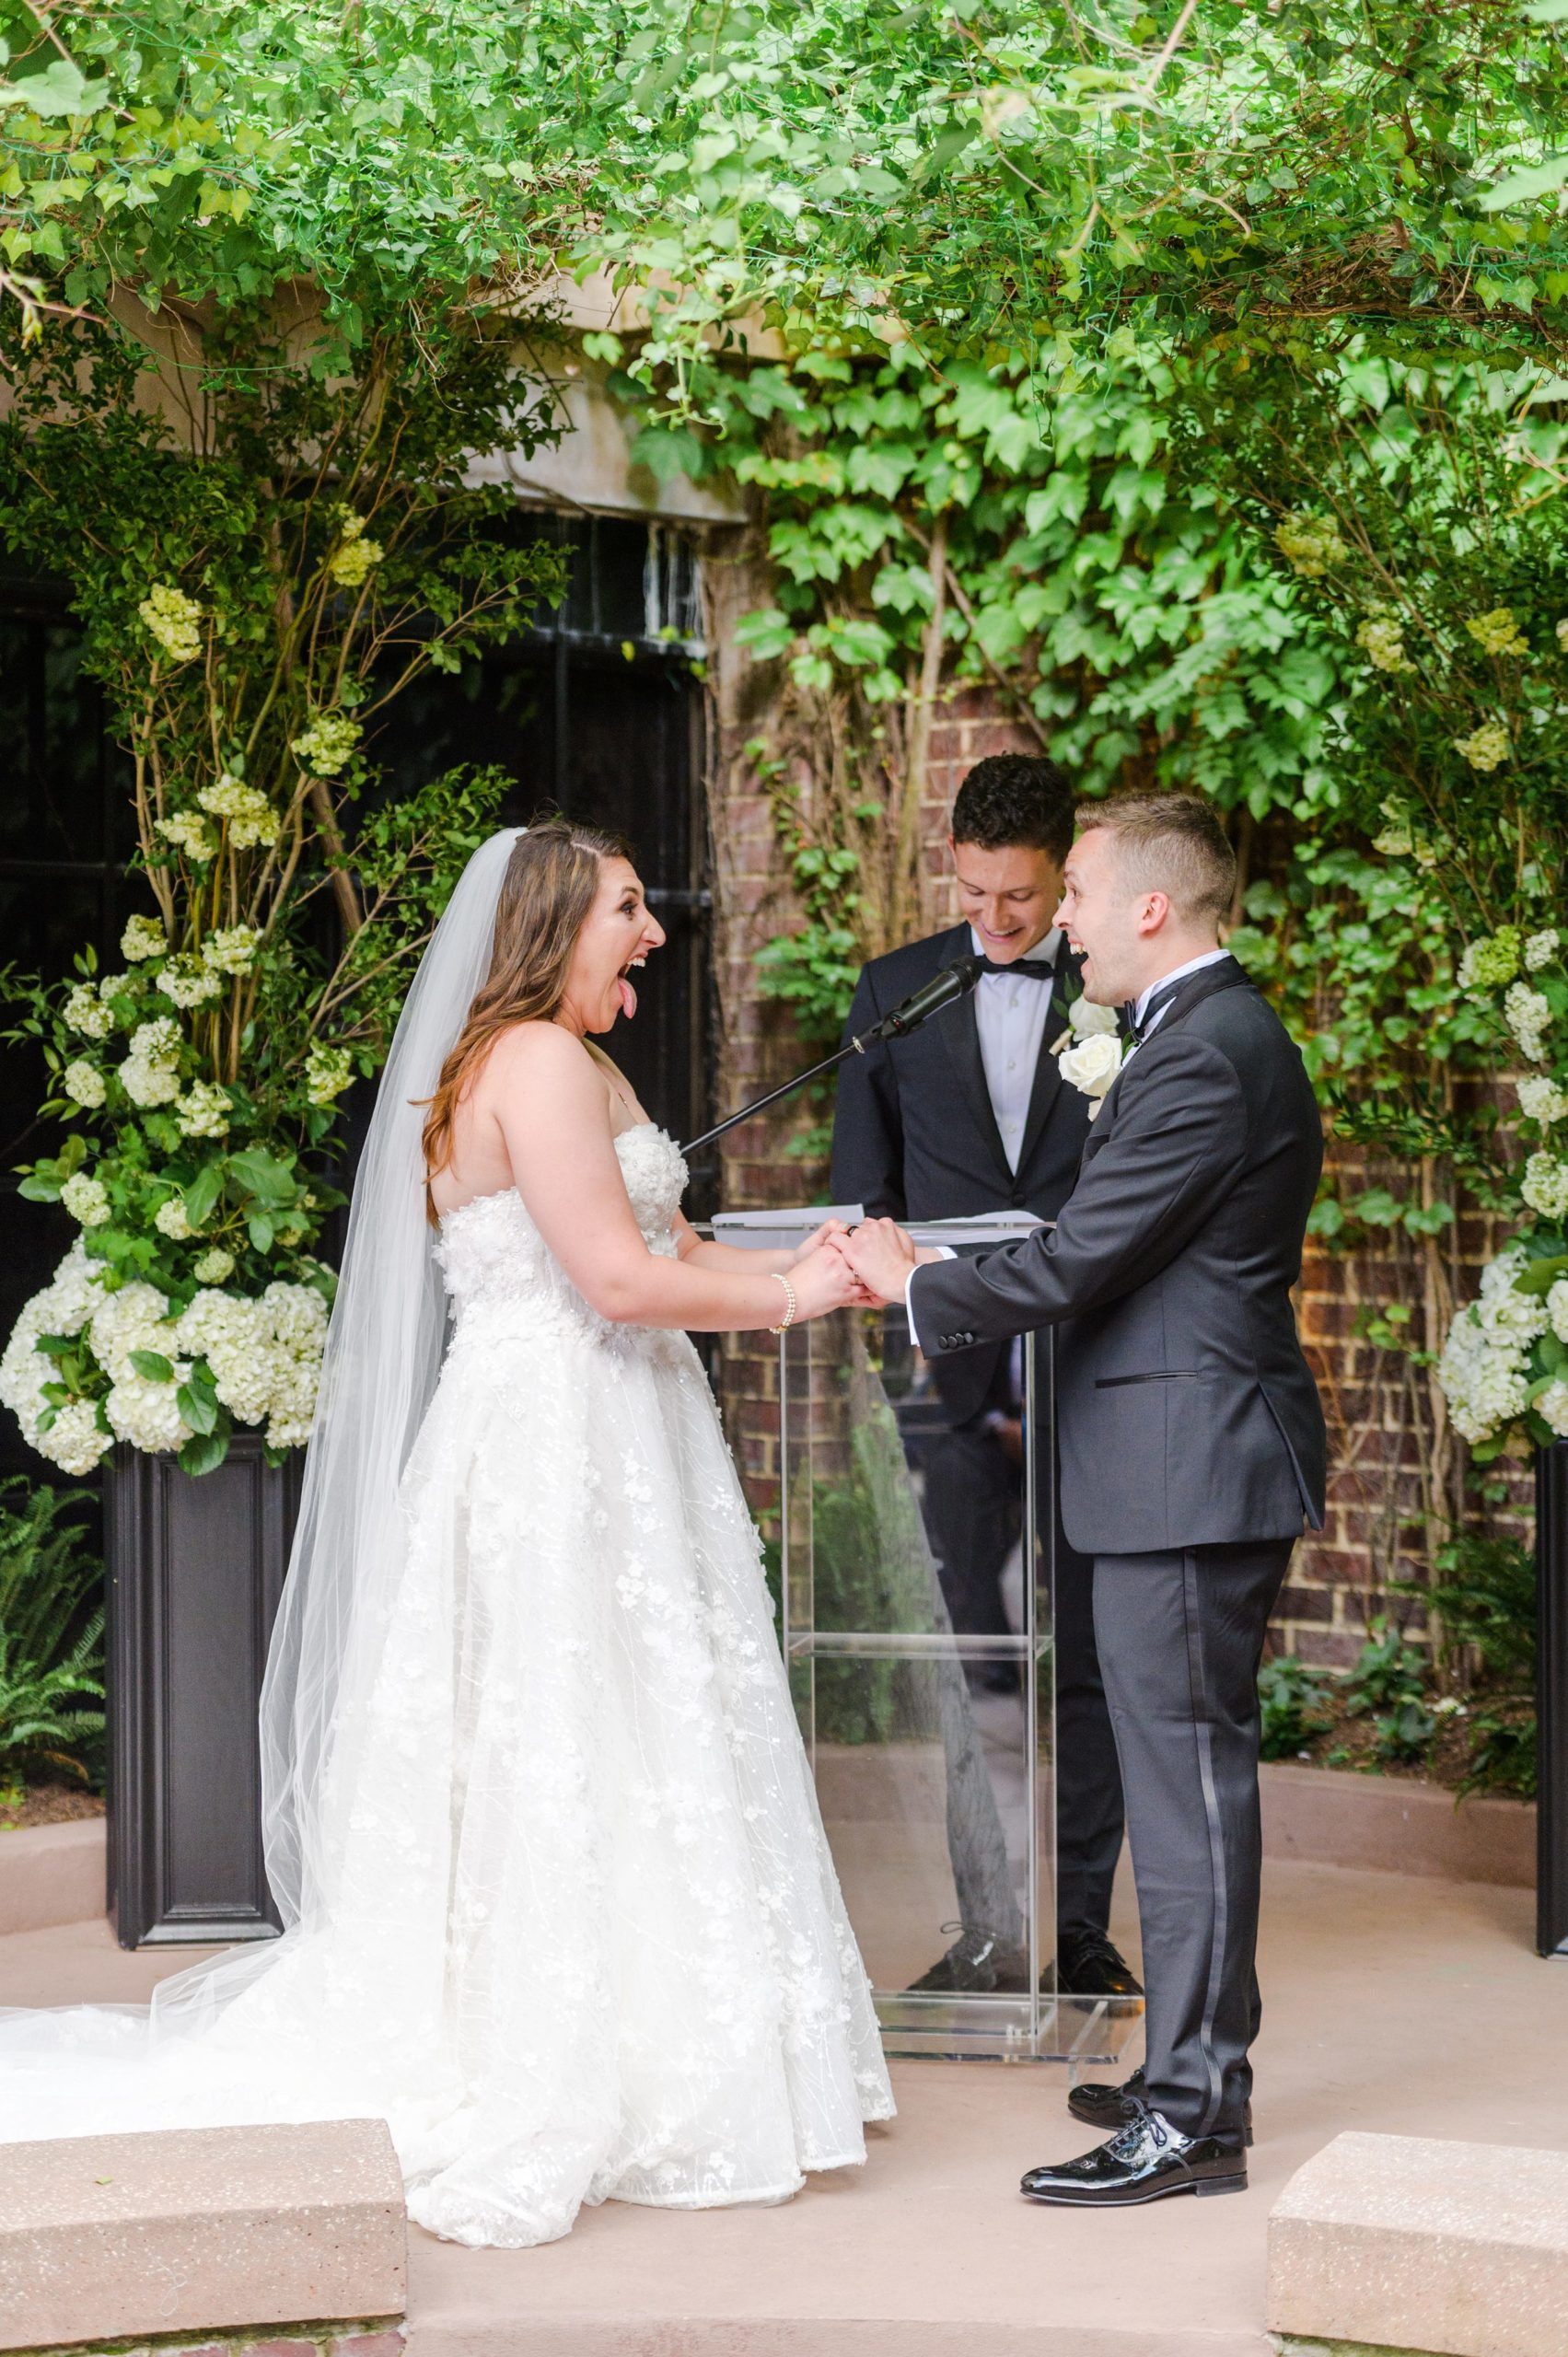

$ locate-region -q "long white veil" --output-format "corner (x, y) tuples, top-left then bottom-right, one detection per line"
(257, 824), (524, 1933)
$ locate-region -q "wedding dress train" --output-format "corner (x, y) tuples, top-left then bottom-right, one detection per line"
(0, 1125), (894, 2247)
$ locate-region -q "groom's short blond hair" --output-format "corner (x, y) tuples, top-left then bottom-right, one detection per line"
(1074, 795), (1236, 928)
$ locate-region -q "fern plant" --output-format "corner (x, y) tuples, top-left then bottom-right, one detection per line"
(0, 1479), (105, 1787)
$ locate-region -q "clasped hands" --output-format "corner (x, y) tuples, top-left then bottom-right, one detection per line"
(786, 1216), (926, 1318)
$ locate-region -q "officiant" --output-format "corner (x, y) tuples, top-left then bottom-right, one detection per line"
(830, 754), (1137, 2001)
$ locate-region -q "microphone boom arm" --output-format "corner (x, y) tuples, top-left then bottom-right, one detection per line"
(680, 954), (981, 1159)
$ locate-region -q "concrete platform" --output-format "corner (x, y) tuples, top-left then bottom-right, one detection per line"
(2, 1861), (1565, 2356)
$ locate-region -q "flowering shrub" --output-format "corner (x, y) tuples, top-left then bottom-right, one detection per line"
(0, 310), (565, 1476)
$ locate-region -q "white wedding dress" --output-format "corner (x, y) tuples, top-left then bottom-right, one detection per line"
(0, 1123), (893, 2247)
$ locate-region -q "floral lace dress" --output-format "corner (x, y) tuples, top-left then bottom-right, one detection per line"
(0, 1125), (892, 2249)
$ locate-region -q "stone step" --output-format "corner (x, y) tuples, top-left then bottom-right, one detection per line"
(0, 1820), (106, 1936)
(0, 2119), (406, 2353)
(1267, 2130), (1568, 2357)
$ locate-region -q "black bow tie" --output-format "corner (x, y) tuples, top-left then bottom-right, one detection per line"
(979, 956), (1056, 982)
(1124, 979), (1185, 1043)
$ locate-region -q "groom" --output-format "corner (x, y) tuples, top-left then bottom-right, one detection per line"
(845, 794), (1326, 2208)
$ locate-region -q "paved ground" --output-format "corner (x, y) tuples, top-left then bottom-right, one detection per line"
(3, 1859), (1564, 2355)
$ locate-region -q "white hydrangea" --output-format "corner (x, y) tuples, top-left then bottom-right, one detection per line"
(1548, 1279), (1568, 1347)
(1525, 929), (1560, 972)
(0, 1240), (111, 1471)
(88, 1280), (180, 1386)
(290, 712), (361, 776)
(193, 1247), (234, 1284)
(120, 1017), (182, 1108)
(122, 914), (168, 964)
(175, 1290), (274, 1422)
(156, 811), (217, 864)
(1517, 1075), (1568, 1127)
(1538, 1380), (1568, 1438)
(1504, 982), (1551, 1063)
(159, 955), (222, 1009)
(61, 1172), (110, 1227)
(327, 510), (385, 589)
(196, 774), (282, 851)
(138, 583), (204, 664)
(176, 1080), (231, 1139)
(1435, 1305), (1532, 1445)
(97, 972), (138, 1013)
(63, 1060), (106, 1109)
(155, 1195), (195, 1239)
(1477, 1278), (1548, 1347)
(259, 1281), (329, 1447)
(203, 925), (261, 976)
(64, 982), (112, 1040)
(304, 1043), (354, 1106)
(105, 1372), (192, 1455)
(1523, 1153), (1568, 1220)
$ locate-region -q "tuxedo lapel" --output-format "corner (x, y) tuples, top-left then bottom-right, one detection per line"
(1015, 954), (1077, 1178)
(934, 927), (1013, 1185)
(1084, 955), (1254, 1152)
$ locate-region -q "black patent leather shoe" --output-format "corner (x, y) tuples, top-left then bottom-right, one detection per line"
(1068, 2065), (1253, 2147)
(905, 1923), (1029, 1995)
(1052, 1930), (1144, 1998)
(1020, 2101), (1248, 2208)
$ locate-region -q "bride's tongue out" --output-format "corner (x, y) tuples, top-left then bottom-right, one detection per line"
(616, 971), (638, 1022)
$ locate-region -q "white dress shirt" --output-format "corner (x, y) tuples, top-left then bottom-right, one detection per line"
(904, 943), (1229, 1346)
(970, 923), (1063, 1176)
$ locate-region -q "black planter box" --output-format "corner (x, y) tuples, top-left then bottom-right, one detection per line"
(104, 1431), (302, 1949)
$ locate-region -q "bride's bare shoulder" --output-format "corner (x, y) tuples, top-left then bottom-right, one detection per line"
(476, 1022), (604, 1105)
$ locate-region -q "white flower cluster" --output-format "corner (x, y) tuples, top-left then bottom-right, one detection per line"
(61, 1171), (110, 1227)
(1275, 514), (1347, 577)
(64, 982), (112, 1040)
(1504, 981), (1551, 1064)
(176, 1079), (231, 1139)
(1059, 1029), (1124, 1115)
(203, 924), (260, 975)
(0, 1240), (110, 1474)
(290, 712), (361, 776)
(1522, 1153), (1568, 1221)
(157, 810), (218, 864)
(1550, 1279), (1568, 1346)
(177, 1280), (327, 1447)
(197, 774), (282, 851)
(1465, 607), (1530, 658)
(120, 1016), (182, 1108)
(0, 1239), (329, 1472)
(138, 583), (204, 665)
(63, 1059), (106, 1109)
(155, 1194), (196, 1239)
(122, 914), (168, 963)
(304, 1043), (354, 1106)
(1518, 1075), (1568, 1127)
(1538, 1380), (1568, 1438)
(160, 954), (222, 1009)
(1435, 1248), (1538, 1446)
(1525, 929), (1559, 972)
(1356, 615), (1413, 673)
(1453, 719), (1511, 772)
(327, 509), (385, 589)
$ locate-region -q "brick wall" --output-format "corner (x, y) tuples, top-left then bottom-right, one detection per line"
(699, 598), (1516, 1666)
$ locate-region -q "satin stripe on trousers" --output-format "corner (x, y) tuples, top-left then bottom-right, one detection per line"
(1091, 1537), (1295, 2139)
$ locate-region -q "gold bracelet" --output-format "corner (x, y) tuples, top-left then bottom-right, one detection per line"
(768, 1271), (797, 1334)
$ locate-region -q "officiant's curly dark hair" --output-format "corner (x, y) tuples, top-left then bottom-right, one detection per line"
(420, 817), (633, 1211)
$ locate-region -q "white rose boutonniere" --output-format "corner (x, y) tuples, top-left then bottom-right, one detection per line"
(1058, 1028), (1125, 1116)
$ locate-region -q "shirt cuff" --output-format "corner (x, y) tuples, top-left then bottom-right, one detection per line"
(904, 1246), (956, 1351)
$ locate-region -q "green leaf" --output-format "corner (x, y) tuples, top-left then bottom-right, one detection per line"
(226, 1148), (296, 1207)
(1481, 157), (1568, 212)
(178, 1429), (229, 1478)
(129, 1350), (174, 1382)
(248, 1212), (275, 1252)
(2, 59), (112, 118)
(175, 1377), (218, 1434)
(183, 1164), (224, 1228)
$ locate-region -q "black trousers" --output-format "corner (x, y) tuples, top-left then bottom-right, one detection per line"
(1093, 1538), (1294, 2139)
(923, 1422), (1126, 1946)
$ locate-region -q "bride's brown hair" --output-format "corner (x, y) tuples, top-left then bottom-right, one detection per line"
(420, 818), (633, 1213)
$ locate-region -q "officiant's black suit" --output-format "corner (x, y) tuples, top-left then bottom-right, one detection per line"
(831, 921), (1126, 1955)
(911, 955), (1326, 2139)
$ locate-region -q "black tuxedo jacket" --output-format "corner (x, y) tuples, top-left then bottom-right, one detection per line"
(909, 957), (1327, 1556)
(830, 922), (1092, 1425)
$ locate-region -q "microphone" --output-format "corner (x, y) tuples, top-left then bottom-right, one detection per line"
(680, 957), (983, 1158)
(866, 954), (984, 1040)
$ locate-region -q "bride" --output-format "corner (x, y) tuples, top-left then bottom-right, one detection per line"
(0, 821), (894, 2248)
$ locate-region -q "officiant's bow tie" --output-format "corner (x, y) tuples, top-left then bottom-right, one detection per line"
(979, 955), (1056, 981)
